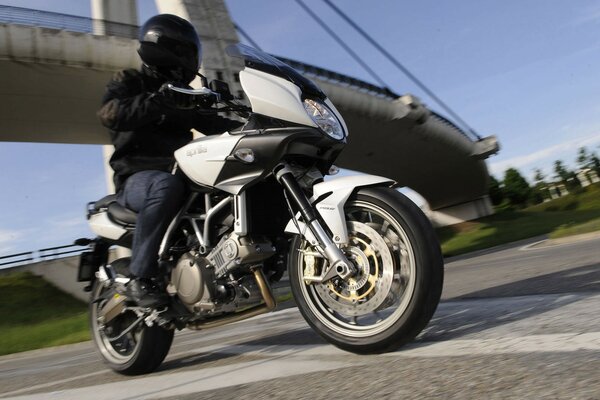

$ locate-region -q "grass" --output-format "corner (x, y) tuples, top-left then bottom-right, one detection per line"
(0, 272), (89, 356)
(437, 182), (600, 257)
(549, 216), (600, 239)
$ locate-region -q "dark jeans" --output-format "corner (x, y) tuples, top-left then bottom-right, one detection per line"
(117, 170), (186, 278)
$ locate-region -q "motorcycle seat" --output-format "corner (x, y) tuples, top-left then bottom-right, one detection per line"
(107, 202), (138, 225)
(93, 194), (138, 225)
(94, 194), (118, 210)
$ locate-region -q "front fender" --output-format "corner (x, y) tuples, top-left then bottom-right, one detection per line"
(284, 174), (395, 244)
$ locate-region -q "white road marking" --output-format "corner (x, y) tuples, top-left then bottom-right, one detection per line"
(3, 293), (600, 400)
(5, 358), (354, 400)
(5, 331), (600, 400)
(0, 370), (107, 398)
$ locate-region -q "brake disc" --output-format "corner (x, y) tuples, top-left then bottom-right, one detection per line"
(310, 221), (394, 316)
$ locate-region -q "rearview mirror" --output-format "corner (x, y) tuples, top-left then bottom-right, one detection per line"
(209, 80), (233, 101)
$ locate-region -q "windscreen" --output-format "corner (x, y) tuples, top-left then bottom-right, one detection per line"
(226, 44), (325, 99)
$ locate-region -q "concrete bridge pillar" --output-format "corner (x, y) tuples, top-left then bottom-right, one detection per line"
(91, 0), (138, 36)
(154, 0), (245, 98)
(91, 0), (138, 258)
(91, 0), (138, 196)
(91, 0), (138, 27)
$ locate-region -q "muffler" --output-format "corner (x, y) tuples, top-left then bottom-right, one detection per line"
(98, 292), (127, 324)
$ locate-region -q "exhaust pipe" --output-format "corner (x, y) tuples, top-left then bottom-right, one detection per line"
(187, 267), (277, 330)
(98, 293), (127, 324)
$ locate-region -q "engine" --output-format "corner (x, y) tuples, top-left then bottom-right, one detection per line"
(169, 234), (276, 313)
(206, 233), (276, 278)
(169, 252), (214, 312)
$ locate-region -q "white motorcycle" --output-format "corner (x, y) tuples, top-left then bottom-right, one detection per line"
(77, 44), (443, 375)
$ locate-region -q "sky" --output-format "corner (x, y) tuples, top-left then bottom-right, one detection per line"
(1, 0), (600, 255)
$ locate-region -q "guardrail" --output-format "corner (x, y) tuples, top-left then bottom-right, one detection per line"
(0, 4), (138, 38)
(0, 251), (34, 267)
(0, 244), (85, 268)
(0, 5), (476, 141)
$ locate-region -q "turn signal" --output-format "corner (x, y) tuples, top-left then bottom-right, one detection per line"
(234, 148), (255, 163)
(328, 165), (340, 175)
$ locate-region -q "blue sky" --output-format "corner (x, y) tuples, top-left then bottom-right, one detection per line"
(2, 0), (600, 255)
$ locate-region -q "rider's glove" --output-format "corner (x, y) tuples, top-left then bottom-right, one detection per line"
(195, 93), (219, 109)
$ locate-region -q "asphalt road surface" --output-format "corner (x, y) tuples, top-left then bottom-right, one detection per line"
(1, 234), (599, 399)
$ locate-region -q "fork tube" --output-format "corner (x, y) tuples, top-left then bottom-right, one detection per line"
(276, 170), (353, 280)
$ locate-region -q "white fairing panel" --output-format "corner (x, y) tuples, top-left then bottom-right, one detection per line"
(240, 68), (318, 127)
(89, 212), (127, 240)
(285, 174), (394, 244)
(175, 133), (242, 194)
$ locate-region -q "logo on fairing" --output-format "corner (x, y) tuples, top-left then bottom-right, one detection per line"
(186, 145), (207, 157)
(318, 205), (336, 211)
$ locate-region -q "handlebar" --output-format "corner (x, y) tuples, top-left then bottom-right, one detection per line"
(165, 83), (251, 114)
(166, 84), (221, 103)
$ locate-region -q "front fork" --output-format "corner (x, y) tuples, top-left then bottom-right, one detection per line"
(275, 165), (355, 282)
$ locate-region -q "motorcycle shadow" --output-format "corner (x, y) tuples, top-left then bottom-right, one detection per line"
(157, 327), (325, 372)
(159, 350), (244, 372)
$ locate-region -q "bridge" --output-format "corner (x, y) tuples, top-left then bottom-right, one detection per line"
(0, 0), (499, 225)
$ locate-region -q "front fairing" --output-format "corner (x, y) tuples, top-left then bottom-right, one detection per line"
(175, 127), (344, 194)
(227, 44), (326, 100)
(227, 44), (348, 141)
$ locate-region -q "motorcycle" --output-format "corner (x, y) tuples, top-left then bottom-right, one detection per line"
(77, 44), (444, 375)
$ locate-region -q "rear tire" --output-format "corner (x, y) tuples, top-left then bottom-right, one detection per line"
(89, 259), (174, 375)
(289, 187), (443, 353)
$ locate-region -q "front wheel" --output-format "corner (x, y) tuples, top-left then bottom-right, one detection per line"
(289, 187), (443, 353)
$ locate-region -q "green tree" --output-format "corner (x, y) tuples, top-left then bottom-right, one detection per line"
(531, 168), (547, 204)
(488, 175), (504, 206)
(533, 168), (545, 183)
(553, 160), (570, 182)
(589, 152), (600, 175)
(577, 147), (589, 169)
(503, 168), (531, 207)
(553, 160), (580, 190)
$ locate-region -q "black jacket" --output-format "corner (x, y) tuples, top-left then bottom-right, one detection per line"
(98, 68), (241, 191)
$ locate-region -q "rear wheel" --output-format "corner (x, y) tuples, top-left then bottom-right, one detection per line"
(89, 259), (174, 375)
(289, 187), (443, 353)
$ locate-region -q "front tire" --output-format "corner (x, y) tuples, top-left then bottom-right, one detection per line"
(89, 259), (174, 375)
(289, 187), (443, 353)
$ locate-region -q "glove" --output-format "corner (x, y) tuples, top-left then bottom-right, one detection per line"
(157, 83), (196, 110)
(195, 93), (219, 109)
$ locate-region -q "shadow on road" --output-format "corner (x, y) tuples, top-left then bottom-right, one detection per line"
(159, 264), (600, 369)
(238, 328), (325, 347)
(159, 351), (243, 373)
(418, 263), (600, 343)
(454, 262), (600, 299)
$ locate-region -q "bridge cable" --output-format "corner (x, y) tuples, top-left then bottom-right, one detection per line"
(233, 23), (264, 51)
(294, 0), (393, 92)
(322, 0), (481, 140)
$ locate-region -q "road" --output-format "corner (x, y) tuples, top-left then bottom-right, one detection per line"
(1, 234), (599, 399)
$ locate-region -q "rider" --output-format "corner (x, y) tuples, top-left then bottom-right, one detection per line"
(97, 14), (240, 306)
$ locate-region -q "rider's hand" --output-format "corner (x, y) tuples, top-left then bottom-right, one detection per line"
(195, 93), (218, 109)
(157, 83), (195, 110)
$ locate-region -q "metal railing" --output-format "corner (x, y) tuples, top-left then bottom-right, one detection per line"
(0, 251), (34, 267)
(0, 5), (475, 141)
(0, 5), (138, 38)
(0, 244), (85, 268)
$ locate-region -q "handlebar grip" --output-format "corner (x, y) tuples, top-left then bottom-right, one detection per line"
(166, 84), (220, 102)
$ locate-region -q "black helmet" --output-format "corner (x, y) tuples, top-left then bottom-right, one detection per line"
(137, 14), (202, 84)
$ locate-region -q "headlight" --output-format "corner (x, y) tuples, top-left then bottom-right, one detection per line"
(303, 99), (345, 140)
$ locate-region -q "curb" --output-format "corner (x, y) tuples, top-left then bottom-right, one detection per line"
(443, 235), (549, 264)
(521, 230), (600, 250)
